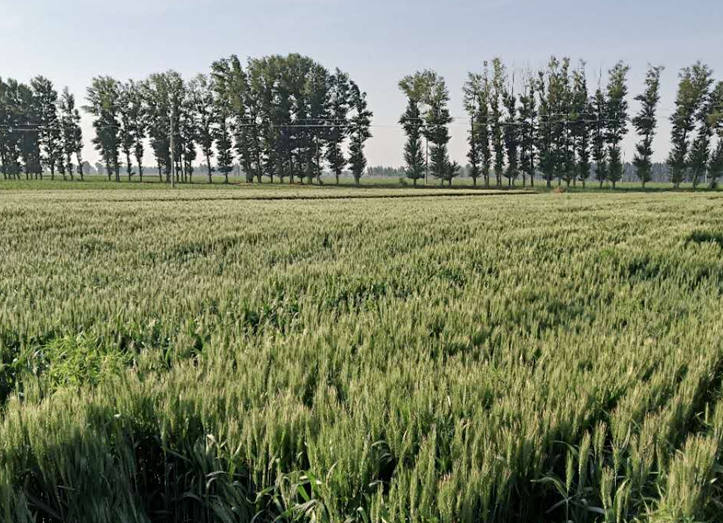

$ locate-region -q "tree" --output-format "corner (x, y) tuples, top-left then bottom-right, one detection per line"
(688, 66), (715, 189)
(16, 82), (42, 179)
(462, 72), (483, 187)
(84, 76), (121, 181)
(571, 63), (591, 187)
(118, 82), (136, 181)
(118, 81), (146, 182)
(479, 64), (493, 187)
(179, 87), (198, 184)
(632, 65), (664, 188)
(59, 88), (83, 181)
(605, 62), (630, 189)
(441, 160), (461, 187)
(412, 71), (453, 185)
(399, 91), (426, 187)
(326, 69), (351, 185)
(143, 73), (172, 182)
(305, 63), (330, 184)
(518, 73), (537, 187)
(592, 84), (608, 188)
(707, 82), (723, 188)
(31, 76), (62, 180)
(210, 60), (235, 183)
(502, 77), (519, 186)
(189, 74), (216, 183)
(537, 57), (570, 188)
(668, 63), (711, 189)
(348, 80), (372, 185)
(490, 58), (505, 186)
(0, 79), (25, 180)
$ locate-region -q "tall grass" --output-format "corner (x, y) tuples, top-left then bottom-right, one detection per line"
(1, 190), (723, 521)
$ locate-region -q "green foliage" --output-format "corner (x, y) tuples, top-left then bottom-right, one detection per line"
(668, 62), (713, 188)
(632, 65), (664, 187)
(84, 76), (122, 181)
(605, 61), (630, 188)
(42, 334), (132, 389)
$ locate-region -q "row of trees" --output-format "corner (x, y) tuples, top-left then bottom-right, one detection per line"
(4, 57), (723, 189)
(1, 54), (374, 186)
(399, 59), (723, 189)
(0, 77), (84, 180)
(83, 54), (373, 185)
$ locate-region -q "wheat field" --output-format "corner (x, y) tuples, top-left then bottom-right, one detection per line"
(2, 186), (723, 522)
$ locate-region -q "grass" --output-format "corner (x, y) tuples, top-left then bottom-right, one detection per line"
(1, 174), (718, 192)
(1, 187), (723, 522)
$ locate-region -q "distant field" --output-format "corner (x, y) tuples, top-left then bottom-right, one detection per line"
(1, 174), (714, 192)
(2, 188), (723, 522)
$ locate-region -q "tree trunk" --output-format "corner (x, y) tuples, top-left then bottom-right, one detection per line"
(413, 178), (417, 187)
(336, 173), (340, 185)
(126, 152), (133, 181)
(473, 177), (477, 187)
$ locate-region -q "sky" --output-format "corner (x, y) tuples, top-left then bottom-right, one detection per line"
(1, 0), (722, 168)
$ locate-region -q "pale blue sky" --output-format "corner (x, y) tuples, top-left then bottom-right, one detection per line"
(2, 0), (722, 166)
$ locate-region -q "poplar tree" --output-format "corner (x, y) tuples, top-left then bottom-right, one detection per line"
(668, 62), (712, 188)
(0, 79), (24, 180)
(59, 88), (83, 181)
(571, 64), (591, 187)
(143, 73), (172, 182)
(592, 85), (608, 187)
(462, 72), (483, 187)
(348, 80), (372, 185)
(518, 74), (537, 187)
(605, 62), (629, 189)
(425, 72), (453, 185)
(708, 82), (723, 188)
(479, 64), (493, 188)
(326, 69), (351, 185)
(118, 82), (136, 180)
(31, 76), (62, 180)
(210, 60), (235, 183)
(84, 76), (121, 181)
(399, 87), (425, 187)
(502, 79), (519, 186)
(189, 74), (216, 183)
(688, 66), (715, 189)
(17, 82), (42, 179)
(632, 65), (664, 187)
(490, 58), (505, 186)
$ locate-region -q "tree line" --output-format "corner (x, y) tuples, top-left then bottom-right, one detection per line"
(0, 77), (84, 180)
(2, 56), (723, 189)
(1, 54), (373, 185)
(399, 58), (723, 189)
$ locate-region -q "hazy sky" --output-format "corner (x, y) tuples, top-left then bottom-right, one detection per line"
(2, 0), (722, 167)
